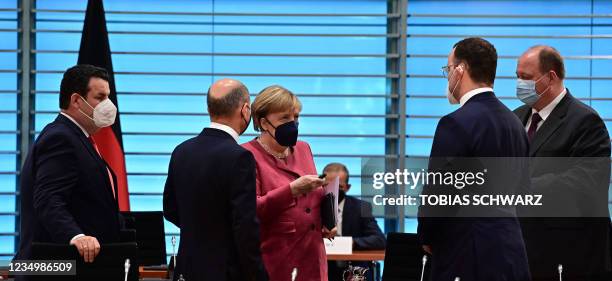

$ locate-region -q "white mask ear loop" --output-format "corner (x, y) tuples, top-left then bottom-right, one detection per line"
(77, 95), (96, 122)
(535, 72), (552, 97)
(451, 65), (464, 98)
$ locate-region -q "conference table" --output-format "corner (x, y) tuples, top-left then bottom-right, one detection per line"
(0, 250), (386, 280)
(140, 250), (386, 280)
(327, 250), (385, 281)
(327, 250), (385, 261)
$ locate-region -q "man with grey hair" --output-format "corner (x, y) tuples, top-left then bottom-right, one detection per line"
(515, 45), (611, 281)
(163, 79), (268, 281)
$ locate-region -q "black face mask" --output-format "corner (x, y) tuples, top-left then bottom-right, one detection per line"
(338, 189), (346, 202)
(240, 105), (251, 136)
(265, 118), (298, 147)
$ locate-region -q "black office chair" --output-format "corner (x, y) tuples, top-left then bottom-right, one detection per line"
(608, 221), (612, 280)
(121, 211), (167, 266)
(29, 242), (139, 281)
(381, 232), (430, 281)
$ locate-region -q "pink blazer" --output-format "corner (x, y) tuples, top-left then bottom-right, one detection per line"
(242, 139), (327, 281)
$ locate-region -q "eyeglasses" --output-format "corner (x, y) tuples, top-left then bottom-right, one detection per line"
(441, 64), (457, 78)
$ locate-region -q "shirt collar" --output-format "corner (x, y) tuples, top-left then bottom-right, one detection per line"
(338, 197), (345, 211)
(459, 87), (493, 107)
(531, 88), (567, 121)
(60, 112), (89, 138)
(209, 122), (240, 143)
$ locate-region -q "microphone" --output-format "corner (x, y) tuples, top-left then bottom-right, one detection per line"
(558, 264), (563, 281)
(124, 258), (130, 281)
(420, 255), (428, 281)
(291, 268), (298, 281)
(171, 235), (177, 269)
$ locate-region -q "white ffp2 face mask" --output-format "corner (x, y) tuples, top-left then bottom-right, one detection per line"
(446, 80), (459, 104)
(78, 96), (117, 128)
(446, 65), (462, 105)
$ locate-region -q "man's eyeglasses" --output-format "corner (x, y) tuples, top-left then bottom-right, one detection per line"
(441, 64), (457, 78)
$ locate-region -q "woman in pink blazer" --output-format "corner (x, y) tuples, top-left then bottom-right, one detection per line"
(242, 85), (335, 281)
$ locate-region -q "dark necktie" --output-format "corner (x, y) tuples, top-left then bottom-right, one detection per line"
(527, 113), (542, 141)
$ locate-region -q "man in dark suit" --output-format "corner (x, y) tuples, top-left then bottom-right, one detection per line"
(15, 65), (122, 266)
(163, 79), (268, 281)
(417, 37), (531, 281)
(514, 45), (611, 281)
(323, 163), (386, 281)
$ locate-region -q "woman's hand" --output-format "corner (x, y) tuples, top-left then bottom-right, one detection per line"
(290, 175), (325, 197)
(322, 226), (337, 239)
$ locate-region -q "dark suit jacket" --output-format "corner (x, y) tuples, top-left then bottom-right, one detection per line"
(163, 128), (268, 281)
(514, 90), (611, 281)
(341, 196), (386, 250)
(418, 91), (531, 281)
(15, 114), (121, 261)
(328, 196), (385, 281)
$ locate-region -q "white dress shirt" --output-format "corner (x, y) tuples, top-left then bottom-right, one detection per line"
(209, 122), (240, 143)
(525, 88), (567, 132)
(459, 87), (494, 107)
(337, 198), (345, 236)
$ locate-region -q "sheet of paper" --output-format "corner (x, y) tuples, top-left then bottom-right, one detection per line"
(324, 236), (353, 254)
(324, 175), (340, 224)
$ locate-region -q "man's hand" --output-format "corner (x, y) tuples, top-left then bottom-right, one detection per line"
(322, 226), (337, 239)
(422, 245), (432, 255)
(70, 236), (101, 263)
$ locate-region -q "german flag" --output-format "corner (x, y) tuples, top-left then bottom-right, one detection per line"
(78, 0), (130, 211)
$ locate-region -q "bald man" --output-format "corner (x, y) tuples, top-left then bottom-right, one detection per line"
(163, 79), (268, 281)
(514, 46), (611, 281)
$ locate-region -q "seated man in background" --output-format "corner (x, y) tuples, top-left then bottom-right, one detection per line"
(323, 163), (386, 281)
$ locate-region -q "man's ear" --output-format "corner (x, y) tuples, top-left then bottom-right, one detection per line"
(549, 70), (558, 81)
(243, 102), (250, 115)
(70, 93), (81, 108)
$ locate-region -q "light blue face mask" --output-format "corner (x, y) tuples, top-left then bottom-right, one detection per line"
(516, 75), (549, 106)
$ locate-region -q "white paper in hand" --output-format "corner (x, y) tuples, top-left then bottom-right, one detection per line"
(324, 176), (340, 224)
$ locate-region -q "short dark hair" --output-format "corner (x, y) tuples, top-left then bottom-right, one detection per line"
(59, 64), (109, 109)
(323, 162), (350, 184)
(535, 46), (565, 80)
(453, 37), (497, 86)
(207, 84), (249, 118)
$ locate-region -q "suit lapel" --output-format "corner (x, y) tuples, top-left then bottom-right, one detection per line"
(275, 152), (304, 179)
(57, 115), (103, 165)
(341, 197), (354, 236)
(515, 106), (531, 127)
(56, 115), (117, 203)
(100, 157), (119, 208)
(529, 92), (572, 156)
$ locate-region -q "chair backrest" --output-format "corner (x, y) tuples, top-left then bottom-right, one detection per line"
(121, 211), (167, 266)
(30, 242), (139, 281)
(609, 221), (612, 266)
(381, 232), (430, 281)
